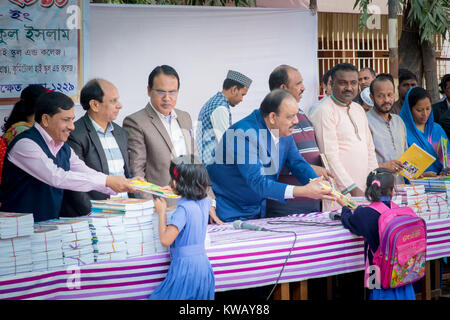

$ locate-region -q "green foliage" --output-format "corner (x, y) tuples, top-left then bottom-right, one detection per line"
(100, 0), (256, 7)
(353, 0), (449, 43)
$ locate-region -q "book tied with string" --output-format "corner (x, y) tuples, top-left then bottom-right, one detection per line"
(36, 219), (94, 267)
(31, 226), (64, 272)
(90, 198), (154, 217)
(397, 143), (436, 180)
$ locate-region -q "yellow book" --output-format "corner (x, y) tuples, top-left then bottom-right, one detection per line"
(397, 143), (436, 180)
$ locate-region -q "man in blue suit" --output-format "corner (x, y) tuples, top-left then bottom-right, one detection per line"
(207, 89), (336, 222)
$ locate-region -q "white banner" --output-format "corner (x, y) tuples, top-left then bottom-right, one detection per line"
(89, 5), (318, 127)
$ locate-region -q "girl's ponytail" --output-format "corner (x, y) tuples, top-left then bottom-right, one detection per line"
(365, 168), (394, 202)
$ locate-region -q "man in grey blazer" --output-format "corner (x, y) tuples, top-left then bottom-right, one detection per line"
(60, 79), (133, 217)
(124, 65), (221, 223)
(123, 65), (195, 191)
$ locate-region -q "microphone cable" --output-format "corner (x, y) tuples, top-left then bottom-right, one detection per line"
(265, 229), (297, 301)
(264, 216), (341, 300)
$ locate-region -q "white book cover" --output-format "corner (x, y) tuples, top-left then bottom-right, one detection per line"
(63, 245), (94, 258)
(62, 238), (93, 251)
(95, 251), (127, 262)
(61, 229), (93, 243)
(36, 219), (90, 233)
(32, 249), (63, 262)
(93, 241), (127, 253)
(90, 224), (126, 236)
(0, 264), (33, 276)
(90, 198), (154, 211)
(64, 253), (95, 266)
(63, 214), (124, 227)
(0, 253), (32, 267)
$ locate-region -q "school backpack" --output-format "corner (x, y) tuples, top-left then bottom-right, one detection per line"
(365, 201), (427, 289)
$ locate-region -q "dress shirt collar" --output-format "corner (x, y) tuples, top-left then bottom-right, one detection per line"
(269, 128), (280, 148)
(150, 102), (178, 124)
(34, 122), (64, 155)
(369, 108), (392, 123)
(88, 114), (114, 134)
(330, 93), (351, 107)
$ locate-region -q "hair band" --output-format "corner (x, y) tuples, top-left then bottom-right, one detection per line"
(173, 166), (179, 180)
(371, 180), (381, 187)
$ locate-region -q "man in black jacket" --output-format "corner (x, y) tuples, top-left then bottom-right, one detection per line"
(60, 79), (134, 217)
(432, 74), (450, 138)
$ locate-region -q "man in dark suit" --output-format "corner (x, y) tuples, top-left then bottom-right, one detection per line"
(60, 79), (133, 217)
(432, 74), (450, 138)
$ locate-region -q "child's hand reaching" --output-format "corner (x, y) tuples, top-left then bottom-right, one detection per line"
(154, 197), (167, 215)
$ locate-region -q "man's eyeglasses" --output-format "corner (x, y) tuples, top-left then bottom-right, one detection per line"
(152, 89), (178, 98)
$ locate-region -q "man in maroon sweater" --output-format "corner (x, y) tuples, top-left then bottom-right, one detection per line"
(266, 65), (332, 217)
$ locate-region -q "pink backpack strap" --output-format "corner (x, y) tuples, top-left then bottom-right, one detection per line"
(367, 201), (398, 214)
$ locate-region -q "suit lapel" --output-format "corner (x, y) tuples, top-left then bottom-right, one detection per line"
(83, 114), (109, 174)
(112, 123), (130, 177)
(176, 111), (194, 154)
(146, 104), (176, 156)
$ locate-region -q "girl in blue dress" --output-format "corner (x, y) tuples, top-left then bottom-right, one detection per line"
(336, 168), (416, 300)
(149, 155), (215, 300)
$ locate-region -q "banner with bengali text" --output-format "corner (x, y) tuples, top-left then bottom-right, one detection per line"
(0, 0), (82, 105)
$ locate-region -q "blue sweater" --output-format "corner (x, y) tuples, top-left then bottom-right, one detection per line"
(207, 109), (317, 222)
(340, 202), (389, 265)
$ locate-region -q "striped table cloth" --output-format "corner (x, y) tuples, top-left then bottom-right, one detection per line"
(0, 212), (449, 300)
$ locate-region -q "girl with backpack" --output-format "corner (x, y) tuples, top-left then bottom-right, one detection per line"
(149, 155), (215, 300)
(336, 168), (422, 300)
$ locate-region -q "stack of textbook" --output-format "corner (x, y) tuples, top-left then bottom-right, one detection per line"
(0, 212), (34, 239)
(0, 236), (32, 276)
(152, 210), (174, 253)
(72, 214), (127, 262)
(394, 184), (426, 206)
(90, 198), (156, 258)
(31, 226), (64, 272)
(0, 212), (34, 276)
(410, 176), (450, 193)
(36, 219), (94, 267)
(416, 192), (449, 220)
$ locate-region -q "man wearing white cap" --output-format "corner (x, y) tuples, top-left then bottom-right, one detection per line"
(360, 87), (374, 112)
(197, 70), (252, 166)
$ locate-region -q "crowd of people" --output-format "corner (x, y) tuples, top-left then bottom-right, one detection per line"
(0, 62), (449, 300)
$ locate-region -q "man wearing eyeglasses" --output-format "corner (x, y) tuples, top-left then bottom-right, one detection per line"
(60, 78), (136, 217)
(310, 63), (378, 210)
(123, 65), (195, 197)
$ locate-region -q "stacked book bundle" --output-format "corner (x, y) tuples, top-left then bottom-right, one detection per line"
(90, 198), (157, 258)
(36, 219), (94, 267)
(0, 236), (32, 277)
(152, 209), (174, 253)
(31, 226), (64, 272)
(0, 212), (34, 239)
(410, 177), (450, 195)
(394, 184), (426, 206)
(393, 184), (448, 220)
(0, 212), (34, 276)
(73, 213), (127, 262)
(409, 192), (449, 220)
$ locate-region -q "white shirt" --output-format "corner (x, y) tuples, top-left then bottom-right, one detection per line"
(268, 128), (295, 200)
(151, 104), (187, 157)
(210, 106), (231, 141)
